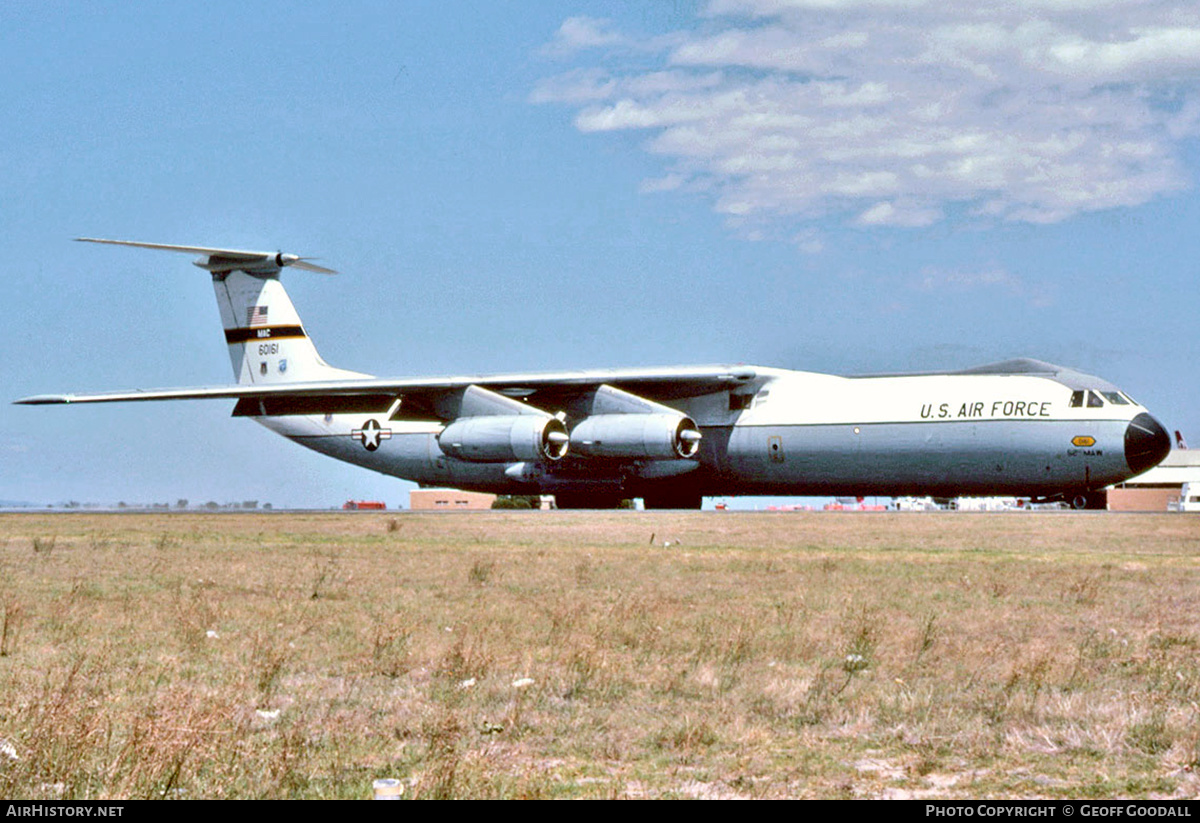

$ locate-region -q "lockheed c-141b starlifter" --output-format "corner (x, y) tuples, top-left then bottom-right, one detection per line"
(16, 239), (1172, 509)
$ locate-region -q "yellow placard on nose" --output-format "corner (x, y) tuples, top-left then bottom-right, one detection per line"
(1072, 435), (1096, 447)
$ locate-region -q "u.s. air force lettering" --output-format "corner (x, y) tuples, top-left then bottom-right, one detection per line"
(920, 400), (1054, 419)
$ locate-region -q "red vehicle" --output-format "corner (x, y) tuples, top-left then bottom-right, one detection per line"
(343, 500), (386, 510)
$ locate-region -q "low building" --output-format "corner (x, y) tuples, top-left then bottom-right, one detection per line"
(1107, 449), (1200, 511)
(409, 489), (497, 511)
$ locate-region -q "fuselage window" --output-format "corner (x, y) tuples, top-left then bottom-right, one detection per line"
(1102, 392), (1129, 405)
(1069, 390), (1085, 408)
(1087, 391), (1105, 408)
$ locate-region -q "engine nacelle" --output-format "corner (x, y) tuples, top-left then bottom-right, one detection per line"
(438, 415), (569, 463)
(570, 413), (701, 459)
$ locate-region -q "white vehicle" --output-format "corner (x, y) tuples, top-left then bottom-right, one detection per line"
(1169, 482), (1200, 512)
(16, 239), (1173, 509)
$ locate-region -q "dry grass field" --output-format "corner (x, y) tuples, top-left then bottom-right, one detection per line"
(0, 510), (1197, 799)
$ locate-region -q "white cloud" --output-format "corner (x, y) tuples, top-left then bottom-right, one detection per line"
(543, 17), (629, 56)
(792, 227), (825, 253)
(639, 174), (687, 193)
(534, 1), (1200, 230)
(857, 200), (942, 227)
(910, 265), (1055, 307)
(529, 68), (617, 104)
(913, 266), (1022, 293)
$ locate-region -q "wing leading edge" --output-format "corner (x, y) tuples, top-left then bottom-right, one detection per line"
(16, 365), (760, 410)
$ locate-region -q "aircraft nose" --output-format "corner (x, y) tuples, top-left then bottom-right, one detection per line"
(1124, 413), (1171, 475)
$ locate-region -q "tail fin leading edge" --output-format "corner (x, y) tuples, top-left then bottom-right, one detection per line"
(76, 238), (368, 386)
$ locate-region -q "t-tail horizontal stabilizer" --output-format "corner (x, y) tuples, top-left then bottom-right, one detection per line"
(76, 236), (363, 385)
(74, 238), (337, 275)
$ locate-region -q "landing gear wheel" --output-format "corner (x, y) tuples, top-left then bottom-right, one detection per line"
(553, 493), (624, 510)
(1069, 491), (1107, 510)
(642, 491), (703, 510)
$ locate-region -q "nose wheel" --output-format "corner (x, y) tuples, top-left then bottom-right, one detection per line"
(1069, 491), (1107, 510)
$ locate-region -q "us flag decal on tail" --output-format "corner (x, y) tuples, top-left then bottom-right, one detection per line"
(247, 305), (269, 327)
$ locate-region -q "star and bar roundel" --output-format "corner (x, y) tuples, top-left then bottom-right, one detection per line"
(351, 419), (392, 451)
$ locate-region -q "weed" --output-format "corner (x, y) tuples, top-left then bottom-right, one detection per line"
(467, 557), (495, 586)
(653, 716), (718, 755)
(171, 584), (218, 649)
(32, 536), (55, 555)
(1064, 572), (1104, 605)
(842, 603), (880, 669)
(772, 598), (805, 632)
(913, 610), (939, 664)
(250, 633), (291, 702)
(1, 599), (23, 656)
(369, 612), (413, 678)
(909, 736), (943, 776)
(574, 556), (594, 587)
(1127, 711), (1172, 756)
(797, 665), (838, 726)
(435, 630), (491, 688)
(419, 710), (464, 799)
(564, 642), (606, 699)
(1148, 632), (1197, 651)
(309, 551), (341, 600)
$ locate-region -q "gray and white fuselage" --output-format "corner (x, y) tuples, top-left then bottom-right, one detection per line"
(19, 240), (1171, 508)
(262, 361), (1166, 503)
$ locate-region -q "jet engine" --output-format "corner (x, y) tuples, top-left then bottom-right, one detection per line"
(569, 413), (701, 459)
(438, 415), (569, 463)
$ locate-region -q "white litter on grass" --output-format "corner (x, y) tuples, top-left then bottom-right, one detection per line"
(512, 677), (535, 689)
(457, 678), (476, 690)
(256, 709), (281, 722)
(372, 778), (405, 800)
(206, 630), (219, 639)
(0, 739), (17, 761)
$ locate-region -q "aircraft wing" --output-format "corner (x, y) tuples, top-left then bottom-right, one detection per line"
(16, 365), (760, 418)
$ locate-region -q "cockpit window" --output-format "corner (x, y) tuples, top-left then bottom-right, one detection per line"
(1120, 391), (1138, 406)
(1087, 391), (1105, 408)
(1069, 390), (1085, 408)
(1102, 392), (1129, 405)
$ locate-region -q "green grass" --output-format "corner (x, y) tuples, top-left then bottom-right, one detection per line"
(0, 511), (1196, 799)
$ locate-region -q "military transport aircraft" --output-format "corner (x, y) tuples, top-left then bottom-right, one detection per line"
(16, 239), (1172, 509)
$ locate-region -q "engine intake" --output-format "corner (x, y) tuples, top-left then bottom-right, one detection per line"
(438, 415), (569, 463)
(570, 413), (701, 460)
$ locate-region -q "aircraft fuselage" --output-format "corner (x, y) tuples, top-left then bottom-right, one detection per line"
(259, 364), (1167, 503)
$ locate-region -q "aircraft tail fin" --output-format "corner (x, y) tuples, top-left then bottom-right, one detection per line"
(77, 238), (368, 385)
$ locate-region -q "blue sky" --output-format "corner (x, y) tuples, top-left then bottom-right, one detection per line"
(2, 1), (1196, 508)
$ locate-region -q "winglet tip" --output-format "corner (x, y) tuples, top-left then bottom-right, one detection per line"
(14, 395), (70, 405)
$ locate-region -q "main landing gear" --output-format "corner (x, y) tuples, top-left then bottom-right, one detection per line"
(552, 490), (704, 510)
